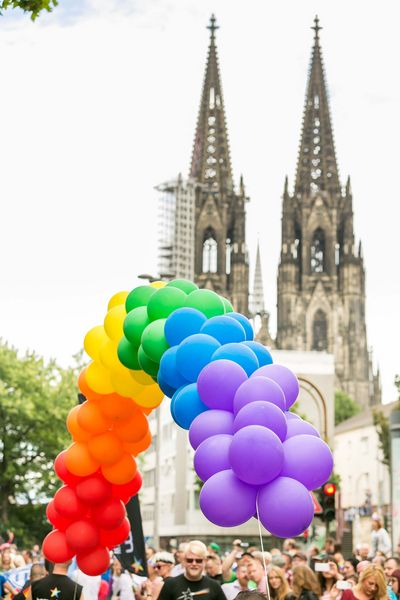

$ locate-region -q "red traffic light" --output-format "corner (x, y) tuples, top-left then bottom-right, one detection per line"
(323, 483), (336, 496)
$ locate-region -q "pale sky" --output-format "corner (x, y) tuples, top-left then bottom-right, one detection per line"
(0, 0), (399, 404)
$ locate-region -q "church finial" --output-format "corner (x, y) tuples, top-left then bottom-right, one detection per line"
(284, 175), (289, 195)
(207, 14), (219, 40)
(251, 240), (266, 315)
(312, 15), (322, 40)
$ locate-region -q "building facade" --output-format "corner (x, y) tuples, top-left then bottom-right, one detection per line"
(276, 18), (380, 408)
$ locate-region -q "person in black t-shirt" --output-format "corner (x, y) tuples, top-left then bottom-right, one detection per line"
(29, 561), (84, 600)
(158, 541), (225, 600)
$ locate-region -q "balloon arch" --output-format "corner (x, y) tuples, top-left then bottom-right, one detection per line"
(43, 279), (333, 575)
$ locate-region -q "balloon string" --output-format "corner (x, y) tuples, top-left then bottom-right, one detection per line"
(255, 496), (271, 600)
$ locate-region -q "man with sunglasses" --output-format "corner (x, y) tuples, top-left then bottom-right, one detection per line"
(158, 541), (226, 600)
(154, 553), (175, 583)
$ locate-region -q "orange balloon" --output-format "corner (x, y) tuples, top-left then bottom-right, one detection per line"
(123, 430), (152, 456)
(97, 394), (137, 421)
(66, 406), (92, 443)
(77, 401), (110, 434)
(113, 410), (149, 443)
(88, 432), (124, 465)
(65, 442), (100, 477)
(102, 453), (137, 485)
(78, 369), (104, 402)
(141, 407), (153, 416)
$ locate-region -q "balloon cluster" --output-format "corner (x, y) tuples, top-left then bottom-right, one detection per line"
(43, 278), (333, 574)
(158, 304), (334, 538)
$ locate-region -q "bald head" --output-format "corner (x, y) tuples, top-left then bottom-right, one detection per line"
(31, 564), (46, 581)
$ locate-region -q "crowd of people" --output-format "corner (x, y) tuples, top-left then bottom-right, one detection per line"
(0, 533), (399, 600)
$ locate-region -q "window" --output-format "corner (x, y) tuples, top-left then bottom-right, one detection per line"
(312, 309), (328, 351)
(143, 469), (155, 487)
(202, 229), (218, 273)
(310, 227), (325, 273)
(361, 436), (369, 455)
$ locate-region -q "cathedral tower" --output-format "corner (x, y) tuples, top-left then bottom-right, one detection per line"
(191, 15), (249, 315)
(276, 17), (380, 407)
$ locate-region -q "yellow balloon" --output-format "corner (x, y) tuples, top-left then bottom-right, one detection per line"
(86, 361), (115, 394)
(104, 304), (126, 340)
(108, 291), (129, 310)
(134, 383), (164, 409)
(83, 326), (108, 361)
(130, 369), (155, 386)
(99, 340), (120, 371)
(111, 368), (144, 398)
(150, 280), (166, 289)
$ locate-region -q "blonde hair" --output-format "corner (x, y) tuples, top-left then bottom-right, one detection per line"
(358, 564), (387, 600)
(268, 566), (291, 600)
(292, 565), (321, 599)
(185, 540), (207, 558)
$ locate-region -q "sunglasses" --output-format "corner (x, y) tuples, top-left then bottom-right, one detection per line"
(155, 563), (170, 569)
(186, 558), (204, 564)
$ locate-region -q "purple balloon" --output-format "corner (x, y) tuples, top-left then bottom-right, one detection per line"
(233, 401), (287, 442)
(257, 476), (314, 537)
(200, 469), (257, 527)
(285, 411), (301, 420)
(229, 425), (284, 485)
(197, 359), (248, 411)
(281, 434), (333, 490)
(194, 434), (233, 482)
(233, 376), (286, 414)
(253, 364), (299, 409)
(189, 409), (235, 450)
(285, 419), (320, 439)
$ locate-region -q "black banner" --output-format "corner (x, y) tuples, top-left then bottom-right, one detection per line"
(113, 495), (148, 577)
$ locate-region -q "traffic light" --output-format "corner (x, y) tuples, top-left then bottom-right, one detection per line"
(318, 482), (336, 522)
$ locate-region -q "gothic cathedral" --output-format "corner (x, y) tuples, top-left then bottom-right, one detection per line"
(190, 16), (249, 316)
(276, 18), (380, 407)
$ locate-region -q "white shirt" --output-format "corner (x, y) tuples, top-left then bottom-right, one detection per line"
(72, 569), (101, 600)
(113, 572), (135, 600)
(171, 564), (184, 577)
(222, 581), (250, 600)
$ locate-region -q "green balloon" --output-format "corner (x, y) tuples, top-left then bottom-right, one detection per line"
(167, 279), (198, 294)
(125, 285), (156, 313)
(123, 306), (150, 347)
(117, 337), (140, 370)
(138, 345), (159, 377)
(185, 289), (225, 318)
(141, 319), (169, 363)
(222, 297), (234, 313)
(147, 287), (187, 321)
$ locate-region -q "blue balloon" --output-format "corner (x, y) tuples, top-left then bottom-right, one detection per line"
(157, 371), (176, 398)
(170, 383), (208, 429)
(176, 334), (221, 382)
(226, 312), (254, 340)
(159, 346), (190, 390)
(164, 308), (207, 346)
(242, 341), (273, 366)
(211, 343), (259, 376)
(200, 316), (246, 344)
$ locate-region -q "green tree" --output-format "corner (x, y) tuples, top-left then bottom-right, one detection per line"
(0, 0), (57, 20)
(0, 341), (80, 546)
(334, 390), (361, 426)
(372, 409), (390, 468)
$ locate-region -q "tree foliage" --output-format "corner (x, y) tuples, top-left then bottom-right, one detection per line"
(0, 341), (80, 546)
(372, 409), (390, 468)
(0, 0), (57, 20)
(334, 389), (361, 426)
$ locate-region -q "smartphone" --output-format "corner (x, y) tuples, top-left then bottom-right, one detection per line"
(336, 581), (352, 590)
(315, 563), (330, 572)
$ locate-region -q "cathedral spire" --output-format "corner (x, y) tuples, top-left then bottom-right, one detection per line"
(294, 16), (340, 195)
(251, 240), (266, 315)
(190, 14), (234, 191)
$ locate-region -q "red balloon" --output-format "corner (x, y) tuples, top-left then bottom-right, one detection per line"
(76, 474), (112, 505)
(54, 451), (82, 487)
(77, 546), (110, 576)
(111, 471), (142, 502)
(54, 486), (87, 520)
(65, 520), (99, 552)
(99, 518), (130, 549)
(42, 530), (75, 563)
(46, 500), (73, 531)
(92, 497), (125, 530)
